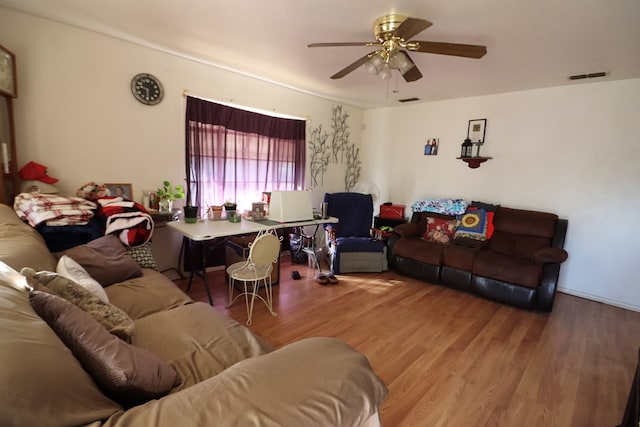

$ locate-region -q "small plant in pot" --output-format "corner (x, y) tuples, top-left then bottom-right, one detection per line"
(223, 199), (237, 213)
(155, 181), (185, 213)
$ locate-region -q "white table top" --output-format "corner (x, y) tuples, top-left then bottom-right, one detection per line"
(167, 216), (338, 241)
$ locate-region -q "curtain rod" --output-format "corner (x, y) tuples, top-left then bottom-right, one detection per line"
(182, 90), (309, 121)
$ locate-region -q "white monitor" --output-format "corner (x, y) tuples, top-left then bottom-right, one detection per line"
(268, 191), (314, 223)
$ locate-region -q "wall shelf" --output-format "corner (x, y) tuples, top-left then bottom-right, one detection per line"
(456, 156), (492, 169)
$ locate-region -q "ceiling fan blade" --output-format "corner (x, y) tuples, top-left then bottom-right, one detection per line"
(409, 41), (487, 58)
(393, 17), (433, 41)
(308, 42), (379, 48)
(330, 51), (378, 79)
(399, 51), (422, 82)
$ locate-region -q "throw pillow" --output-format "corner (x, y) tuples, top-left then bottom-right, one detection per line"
(57, 255), (110, 303)
(21, 268), (135, 341)
(455, 208), (489, 241)
(126, 242), (159, 271)
(470, 200), (500, 212)
(29, 290), (180, 406)
(422, 217), (458, 244)
(57, 235), (143, 287)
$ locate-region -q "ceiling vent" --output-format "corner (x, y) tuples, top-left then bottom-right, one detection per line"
(568, 71), (608, 81)
(398, 97), (420, 103)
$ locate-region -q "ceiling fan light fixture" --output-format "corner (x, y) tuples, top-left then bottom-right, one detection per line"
(378, 63), (392, 80)
(309, 14), (486, 83)
(366, 53), (384, 74)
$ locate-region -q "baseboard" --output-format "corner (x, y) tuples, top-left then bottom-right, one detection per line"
(558, 287), (640, 313)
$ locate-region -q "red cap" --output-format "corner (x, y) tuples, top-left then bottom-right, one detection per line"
(18, 161), (58, 184)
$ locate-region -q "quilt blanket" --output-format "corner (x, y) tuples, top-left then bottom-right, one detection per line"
(411, 198), (468, 216)
(96, 197), (154, 246)
(13, 193), (97, 227)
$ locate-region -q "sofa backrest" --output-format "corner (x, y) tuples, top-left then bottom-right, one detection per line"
(488, 207), (559, 259)
(0, 204), (57, 272)
(492, 207), (558, 238)
(324, 192), (373, 238)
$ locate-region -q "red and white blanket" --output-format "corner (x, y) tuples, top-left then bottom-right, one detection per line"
(13, 193), (97, 227)
(96, 197), (154, 246)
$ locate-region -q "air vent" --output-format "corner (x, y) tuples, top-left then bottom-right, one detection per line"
(568, 71), (608, 81)
(398, 97), (419, 103)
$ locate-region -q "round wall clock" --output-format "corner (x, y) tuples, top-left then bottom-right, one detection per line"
(131, 73), (164, 105)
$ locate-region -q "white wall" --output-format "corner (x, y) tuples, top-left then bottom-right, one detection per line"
(0, 8), (361, 271)
(362, 78), (640, 311)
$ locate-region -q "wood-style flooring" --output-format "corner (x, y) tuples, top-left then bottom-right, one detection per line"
(174, 255), (640, 427)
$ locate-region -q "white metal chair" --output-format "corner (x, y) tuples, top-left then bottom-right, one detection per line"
(226, 229), (281, 325)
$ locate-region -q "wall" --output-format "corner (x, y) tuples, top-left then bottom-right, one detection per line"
(362, 78), (640, 311)
(0, 8), (361, 271)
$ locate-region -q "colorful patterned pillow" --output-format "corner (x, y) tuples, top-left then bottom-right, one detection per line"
(126, 243), (159, 270)
(455, 208), (489, 241)
(422, 217), (458, 244)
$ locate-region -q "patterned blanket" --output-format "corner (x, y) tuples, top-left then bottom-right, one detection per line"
(411, 198), (468, 215)
(13, 193), (97, 227)
(96, 197), (153, 246)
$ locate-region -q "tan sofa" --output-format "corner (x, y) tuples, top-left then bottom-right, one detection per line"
(0, 203), (387, 427)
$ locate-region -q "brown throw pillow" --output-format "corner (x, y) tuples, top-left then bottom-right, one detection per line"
(56, 235), (143, 287)
(21, 268), (135, 341)
(29, 290), (180, 406)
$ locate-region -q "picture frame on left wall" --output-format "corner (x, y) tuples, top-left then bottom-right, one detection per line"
(0, 44), (17, 98)
(105, 183), (133, 200)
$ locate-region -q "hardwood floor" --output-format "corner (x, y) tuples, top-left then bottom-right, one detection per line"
(174, 256), (640, 427)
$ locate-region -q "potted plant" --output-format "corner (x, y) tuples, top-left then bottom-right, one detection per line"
(155, 180), (185, 213)
(223, 199), (237, 213)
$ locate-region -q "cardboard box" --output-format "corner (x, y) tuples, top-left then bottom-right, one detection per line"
(380, 204), (405, 220)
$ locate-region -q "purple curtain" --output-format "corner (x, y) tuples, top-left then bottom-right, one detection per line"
(185, 96), (306, 211)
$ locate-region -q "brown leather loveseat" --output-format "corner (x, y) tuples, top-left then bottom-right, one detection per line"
(388, 205), (568, 311)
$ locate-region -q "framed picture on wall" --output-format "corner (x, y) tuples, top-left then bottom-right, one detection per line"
(0, 44), (17, 98)
(424, 138), (439, 155)
(105, 183), (133, 200)
(467, 119), (487, 144)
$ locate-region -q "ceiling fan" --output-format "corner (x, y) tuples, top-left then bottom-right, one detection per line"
(308, 14), (487, 82)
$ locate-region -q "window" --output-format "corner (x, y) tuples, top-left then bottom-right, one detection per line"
(185, 96), (306, 212)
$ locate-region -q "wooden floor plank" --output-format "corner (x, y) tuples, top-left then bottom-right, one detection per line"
(174, 256), (640, 427)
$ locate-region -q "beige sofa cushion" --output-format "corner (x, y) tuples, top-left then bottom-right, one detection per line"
(0, 281), (120, 427)
(105, 269), (193, 320)
(0, 203), (57, 272)
(132, 302), (273, 390)
(101, 337), (387, 427)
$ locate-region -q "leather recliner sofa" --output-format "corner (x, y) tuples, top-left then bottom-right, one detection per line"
(388, 205), (568, 311)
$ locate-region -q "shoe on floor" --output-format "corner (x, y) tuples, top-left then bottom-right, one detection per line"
(326, 274), (339, 284)
(315, 273), (328, 285)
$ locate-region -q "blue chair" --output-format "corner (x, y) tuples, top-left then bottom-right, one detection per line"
(323, 192), (387, 274)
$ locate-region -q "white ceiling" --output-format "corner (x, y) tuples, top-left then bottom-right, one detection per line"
(1, 0), (639, 109)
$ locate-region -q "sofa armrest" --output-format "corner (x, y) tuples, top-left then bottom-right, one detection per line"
(393, 222), (420, 238)
(102, 337), (387, 427)
(532, 247), (568, 264)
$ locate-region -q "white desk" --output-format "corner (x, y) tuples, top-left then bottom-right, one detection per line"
(167, 216), (338, 304)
